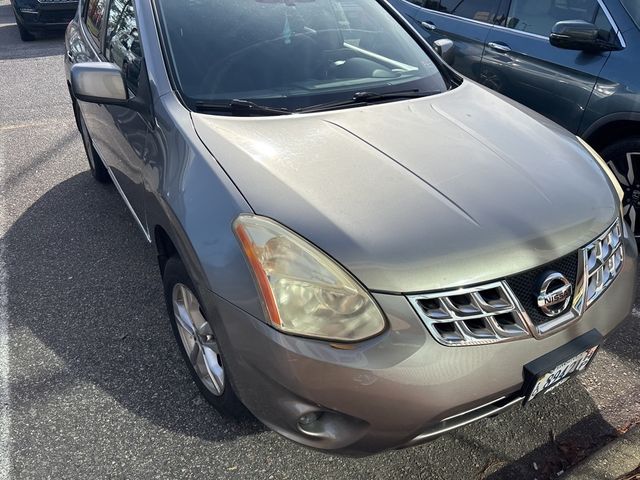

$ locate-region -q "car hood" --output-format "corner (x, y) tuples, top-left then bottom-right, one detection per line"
(191, 81), (619, 293)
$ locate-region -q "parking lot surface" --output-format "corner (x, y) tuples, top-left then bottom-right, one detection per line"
(0, 2), (638, 478)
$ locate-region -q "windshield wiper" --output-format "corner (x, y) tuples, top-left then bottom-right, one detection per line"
(296, 89), (442, 113)
(195, 99), (292, 116)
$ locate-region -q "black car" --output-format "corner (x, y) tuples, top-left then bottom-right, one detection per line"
(11, 0), (79, 41)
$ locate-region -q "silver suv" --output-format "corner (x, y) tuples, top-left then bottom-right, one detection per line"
(64, 0), (636, 455)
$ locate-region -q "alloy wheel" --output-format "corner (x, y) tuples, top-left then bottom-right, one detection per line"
(172, 283), (225, 396)
(608, 152), (640, 234)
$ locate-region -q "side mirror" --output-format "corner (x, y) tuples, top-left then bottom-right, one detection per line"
(549, 20), (618, 52)
(70, 62), (128, 105)
(433, 38), (454, 65)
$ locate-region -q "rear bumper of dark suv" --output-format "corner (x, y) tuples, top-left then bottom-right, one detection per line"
(12, 0), (77, 31)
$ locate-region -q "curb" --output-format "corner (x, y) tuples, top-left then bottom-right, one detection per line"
(564, 426), (640, 479)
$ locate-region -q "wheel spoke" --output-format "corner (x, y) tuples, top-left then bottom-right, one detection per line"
(189, 342), (202, 366)
(625, 152), (636, 185)
(192, 310), (211, 337)
(173, 284), (197, 336)
(201, 345), (225, 395)
(628, 204), (637, 233)
(171, 282), (225, 397)
(608, 160), (630, 187)
(181, 287), (212, 335)
(201, 339), (220, 355)
(173, 301), (196, 337)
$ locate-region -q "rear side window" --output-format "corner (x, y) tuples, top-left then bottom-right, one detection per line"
(410, 0), (501, 24)
(105, 0), (143, 94)
(85, 0), (106, 42)
(506, 0), (614, 37)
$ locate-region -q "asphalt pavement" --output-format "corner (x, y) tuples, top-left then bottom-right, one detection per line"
(0, 2), (638, 479)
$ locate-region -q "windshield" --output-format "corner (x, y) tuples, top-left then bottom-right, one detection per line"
(621, 0), (640, 29)
(155, 0), (449, 113)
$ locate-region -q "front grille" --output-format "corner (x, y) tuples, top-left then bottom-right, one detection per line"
(37, 10), (75, 21)
(585, 218), (624, 307)
(408, 282), (530, 346)
(408, 218), (624, 346)
(505, 252), (580, 326)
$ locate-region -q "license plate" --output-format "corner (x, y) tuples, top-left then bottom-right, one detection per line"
(527, 346), (599, 401)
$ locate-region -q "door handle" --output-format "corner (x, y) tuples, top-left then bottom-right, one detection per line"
(420, 21), (436, 31)
(488, 42), (511, 53)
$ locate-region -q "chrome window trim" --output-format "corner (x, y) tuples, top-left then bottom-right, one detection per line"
(598, 0), (627, 48)
(489, 0), (625, 47)
(398, 0), (624, 46)
(491, 24), (549, 41)
(399, 2), (498, 29)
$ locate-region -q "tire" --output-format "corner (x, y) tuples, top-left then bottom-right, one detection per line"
(15, 18), (35, 42)
(75, 103), (111, 183)
(601, 136), (640, 237)
(162, 256), (245, 417)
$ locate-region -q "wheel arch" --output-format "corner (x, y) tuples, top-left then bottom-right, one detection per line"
(154, 224), (179, 276)
(582, 113), (640, 152)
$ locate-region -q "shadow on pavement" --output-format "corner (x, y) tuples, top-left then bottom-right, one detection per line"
(5, 172), (266, 443)
(484, 412), (618, 479)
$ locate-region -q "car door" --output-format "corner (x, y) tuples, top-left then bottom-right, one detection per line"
(481, 0), (617, 133)
(388, 0), (504, 80)
(79, 0), (149, 237)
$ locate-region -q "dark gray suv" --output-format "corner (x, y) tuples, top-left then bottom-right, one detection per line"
(391, 0), (640, 235)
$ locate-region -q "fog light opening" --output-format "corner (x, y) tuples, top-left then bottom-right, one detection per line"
(297, 411), (325, 434)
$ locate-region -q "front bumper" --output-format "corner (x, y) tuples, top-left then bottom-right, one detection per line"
(204, 233), (637, 456)
(13, 0), (77, 30)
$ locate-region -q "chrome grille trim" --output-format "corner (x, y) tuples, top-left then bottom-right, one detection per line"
(408, 218), (624, 346)
(408, 282), (531, 346)
(584, 217), (624, 308)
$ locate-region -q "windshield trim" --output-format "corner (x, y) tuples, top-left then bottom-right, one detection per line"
(150, 0), (461, 116)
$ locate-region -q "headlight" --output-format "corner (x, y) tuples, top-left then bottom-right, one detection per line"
(233, 215), (386, 342)
(577, 137), (624, 204)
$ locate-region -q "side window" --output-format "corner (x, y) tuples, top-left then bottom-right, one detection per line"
(438, 0), (501, 24)
(85, 0), (106, 43)
(593, 7), (615, 42)
(507, 0), (613, 37)
(105, 0), (143, 95)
